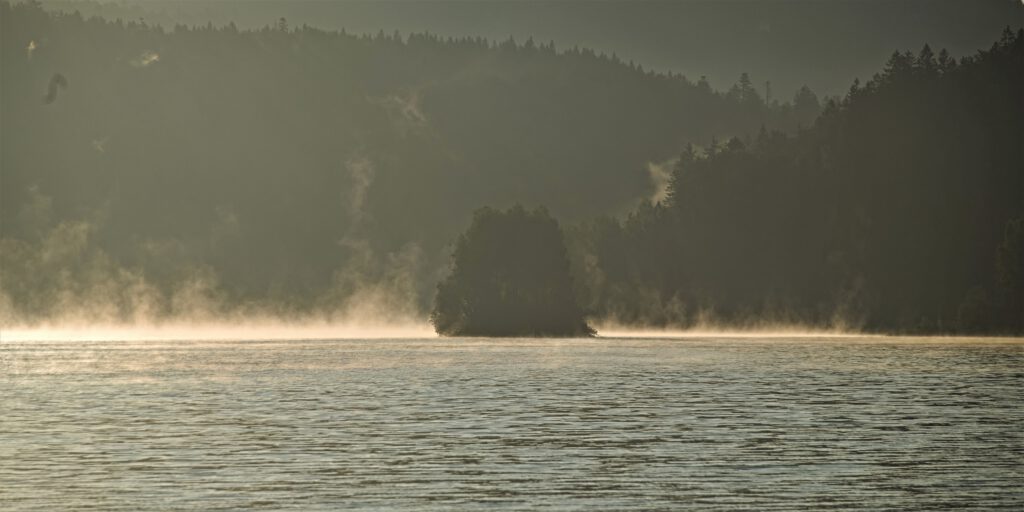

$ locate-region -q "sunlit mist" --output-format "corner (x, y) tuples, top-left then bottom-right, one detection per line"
(0, 320), (435, 342)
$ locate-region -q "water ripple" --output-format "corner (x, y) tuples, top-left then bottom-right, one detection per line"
(1, 337), (1022, 510)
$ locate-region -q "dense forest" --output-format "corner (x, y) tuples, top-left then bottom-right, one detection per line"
(567, 30), (1024, 334)
(0, 1), (817, 324)
(1, 1), (1021, 335)
(33, 0), (1022, 99)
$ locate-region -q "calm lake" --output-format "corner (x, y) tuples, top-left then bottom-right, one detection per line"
(2, 336), (1022, 510)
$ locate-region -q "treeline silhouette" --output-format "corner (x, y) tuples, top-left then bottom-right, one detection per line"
(568, 30), (1023, 334)
(0, 1), (816, 323)
(3, 1), (1020, 335)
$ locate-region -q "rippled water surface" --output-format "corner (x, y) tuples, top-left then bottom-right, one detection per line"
(2, 336), (1022, 510)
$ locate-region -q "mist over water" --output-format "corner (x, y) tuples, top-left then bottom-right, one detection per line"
(0, 320), (435, 342)
(1, 320), (869, 343)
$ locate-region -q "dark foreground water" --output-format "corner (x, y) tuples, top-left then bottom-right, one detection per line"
(1, 336), (1022, 510)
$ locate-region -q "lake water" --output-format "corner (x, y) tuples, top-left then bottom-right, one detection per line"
(2, 336), (1022, 510)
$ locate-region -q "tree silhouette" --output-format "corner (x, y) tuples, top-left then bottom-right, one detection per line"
(569, 29), (1023, 334)
(432, 206), (594, 337)
(994, 217), (1024, 332)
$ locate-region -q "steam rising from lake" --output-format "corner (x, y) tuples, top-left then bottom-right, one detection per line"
(0, 183), (431, 338)
(1, 319), (435, 342)
(592, 317), (868, 339)
(2, 322), (869, 343)
(646, 157), (677, 205)
(130, 51), (160, 67)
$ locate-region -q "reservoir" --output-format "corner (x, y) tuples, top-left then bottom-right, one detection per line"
(2, 336), (1021, 510)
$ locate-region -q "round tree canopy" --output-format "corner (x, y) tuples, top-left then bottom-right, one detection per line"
(432, 205), (594, 337)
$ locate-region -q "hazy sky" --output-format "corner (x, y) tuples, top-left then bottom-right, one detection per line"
(40, 0), (1024, 97)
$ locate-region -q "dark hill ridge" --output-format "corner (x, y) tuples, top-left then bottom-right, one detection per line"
(36, 0), (1024, 98)
(0, 0), (815, 322)
(566, 31), (1024, 335)
(6, 2), (1016, 335)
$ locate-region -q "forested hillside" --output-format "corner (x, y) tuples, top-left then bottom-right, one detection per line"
(34, 0), (1023, 98)
(0, 1), (817, 323)
(569, 30), (1024, 334)
(3, 2), (1020, 335)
